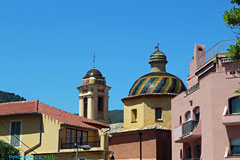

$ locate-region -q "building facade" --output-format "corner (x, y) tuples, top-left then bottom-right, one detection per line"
(172, 40), (240, 160)
(109, 46), (186, 160)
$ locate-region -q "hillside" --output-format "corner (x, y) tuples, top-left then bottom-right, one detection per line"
(108, 110), (123, 124)
(0, 91), (26, 103)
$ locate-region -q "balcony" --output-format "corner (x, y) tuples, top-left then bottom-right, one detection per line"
(174, 120), (201, 143)
(222, 106), (240, 126)
(60, 138), (100, 149)
(197, 39), (236, 68)
(182, 120), (199, 136)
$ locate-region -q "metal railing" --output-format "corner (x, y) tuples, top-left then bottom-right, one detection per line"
(197, 39), (236, 68)
(60, 138), (100, 149)
(182, 120), (199, 136)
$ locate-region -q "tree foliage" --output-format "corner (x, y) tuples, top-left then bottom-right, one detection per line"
(223, 0), (240, 61)
(108, 110), (123, 124)
(0, 91), (26, 103)
(0, 140), (20, 160)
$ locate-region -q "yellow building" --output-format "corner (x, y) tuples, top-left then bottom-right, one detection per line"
(0, 68), (111, 160)
(109, 46), (186, 160)
(123, 46), (186, 130)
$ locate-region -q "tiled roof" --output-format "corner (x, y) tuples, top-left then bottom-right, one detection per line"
(0, 100), (109, 130)
(107, 123), (170, 134)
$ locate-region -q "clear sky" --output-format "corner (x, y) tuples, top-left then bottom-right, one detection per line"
(0, 0), (235, 113)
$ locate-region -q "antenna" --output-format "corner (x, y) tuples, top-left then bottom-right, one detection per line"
(93, 53), (95, 69)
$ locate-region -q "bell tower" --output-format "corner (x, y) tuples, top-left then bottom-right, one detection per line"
(77, 68), (111, 124)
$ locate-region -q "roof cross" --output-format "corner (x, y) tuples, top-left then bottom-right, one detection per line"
(155, 43), (160, 51)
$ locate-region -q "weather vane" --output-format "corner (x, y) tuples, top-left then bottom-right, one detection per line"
(155, 43), (160, 51)
(93, 53), (95, 69)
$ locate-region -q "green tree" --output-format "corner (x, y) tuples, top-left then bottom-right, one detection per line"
(224, 0), (240, 94)
(223, 0), (240, 61)
(0, 140), (20, 160)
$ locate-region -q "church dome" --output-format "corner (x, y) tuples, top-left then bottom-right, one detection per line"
(85, 68), (103, 78)
(129, 72), (186, 96)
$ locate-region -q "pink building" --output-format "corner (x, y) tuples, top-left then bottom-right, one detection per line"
(172, 40), (240, 160)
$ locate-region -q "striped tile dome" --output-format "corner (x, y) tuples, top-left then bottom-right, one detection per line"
(85, 68), (103, 78)
(129, 72), (186, 96)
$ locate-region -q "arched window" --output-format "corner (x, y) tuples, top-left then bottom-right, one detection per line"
(229, 96), (240, 114)
(98, 97), (104, 111)
(185, 111), (191, 122)
(231, 138), (240, 155)
(194, 107), (200, 121)
(84, 97), (88, 117)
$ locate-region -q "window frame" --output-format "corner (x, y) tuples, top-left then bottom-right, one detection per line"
(230, 137), (240, 156)
(155, 108), (162, 121)
(229, 96), (240, 114)
(131, 109), (137, 123)
(9, 120), (22, 147)
(194, 107), (200, 121)
(83, 97), (88, 117)
(65, 128), (88, 149)
(185, 111), (191, 122)
(98, 96), (104, 112)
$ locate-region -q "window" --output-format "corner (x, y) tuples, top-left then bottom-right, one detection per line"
(185, 111), (191, 121)
(195, 145), (201, 158)
(98, 97), (104, 111)
(186, 147), (192, 159)
(65, 128), (88, 149)
(155, 108), (162, 121)
(231, 138), (240, 155)
(131, 109), (137, 123)
(194, 107), (200, 121)
(180, 149), (183, 159)
(229, 96), (240, 114)
(179, 116), (182, 125)
(84, 97), (88, 117)
(10, 121), (21, 146)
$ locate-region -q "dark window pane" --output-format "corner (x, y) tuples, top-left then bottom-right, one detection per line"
(230, 97), (240, 114)
(10, 121), (21, 146)
(84, 97), (88, 117)
(156, 108), (162, 120)
(98, 97), (104, 111)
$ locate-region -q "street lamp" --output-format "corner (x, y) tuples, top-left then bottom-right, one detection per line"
(75, 143), (91, 160)
(110, 154), (115, 160)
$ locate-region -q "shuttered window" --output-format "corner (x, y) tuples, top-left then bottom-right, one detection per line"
(10, 121), (21, 146)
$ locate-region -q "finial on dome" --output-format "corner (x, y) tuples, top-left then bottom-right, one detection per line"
(155, 43), (160, 51)
(93, 53), (95, 69)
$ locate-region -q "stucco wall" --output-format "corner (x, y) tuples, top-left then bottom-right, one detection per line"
(123, 95), (173, 130)
(171, 55), (240, 160)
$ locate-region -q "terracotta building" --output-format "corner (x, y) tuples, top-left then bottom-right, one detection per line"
(109, 46), (186, 160)
(172, 40), (240, 159)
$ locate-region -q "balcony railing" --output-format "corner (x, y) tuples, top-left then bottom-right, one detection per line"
(60, 138), (100, 149)
(197, 39), (236, 68)
(182, 120), (199, 136)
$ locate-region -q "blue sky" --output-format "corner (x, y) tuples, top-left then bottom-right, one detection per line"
(0, 0), (235, 113)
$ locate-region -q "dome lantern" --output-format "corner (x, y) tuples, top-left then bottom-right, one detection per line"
(149, 44), (168, 72)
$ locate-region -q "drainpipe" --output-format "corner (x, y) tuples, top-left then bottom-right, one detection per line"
(24, 114), (42, 160)
(139, 132), (142, 160)
(58, 126), (64, 152)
